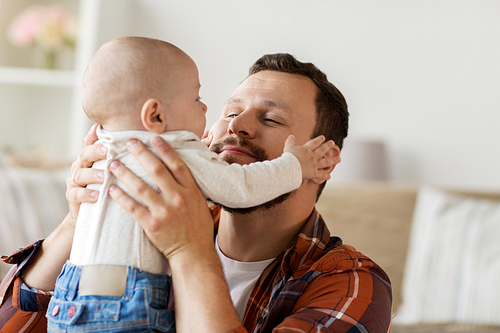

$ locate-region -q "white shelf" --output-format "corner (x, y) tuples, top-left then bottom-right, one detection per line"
(0, 0), (101, 158)
(0, 66), (76, 87)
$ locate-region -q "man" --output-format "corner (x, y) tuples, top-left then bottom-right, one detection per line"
(0, 54), (392, 333)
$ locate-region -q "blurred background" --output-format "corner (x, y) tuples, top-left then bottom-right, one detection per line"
(0, 0), (499, 190)
(1, 2), (500, 328)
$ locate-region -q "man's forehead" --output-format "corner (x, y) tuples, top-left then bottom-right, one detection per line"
(244, 71), (316, 94)
(223, 96), (292, 113)
(227, 71), (317, 105)
(239, 71), (291, 89)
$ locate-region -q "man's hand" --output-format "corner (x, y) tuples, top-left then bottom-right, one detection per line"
(21, 125), (107, 291)
(66, 124), (106, 221)
(284, 135), (340, 181)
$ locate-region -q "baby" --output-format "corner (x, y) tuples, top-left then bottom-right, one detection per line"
(47, 37), (334, 333)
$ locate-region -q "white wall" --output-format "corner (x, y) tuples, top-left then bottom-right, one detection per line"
(67, 1), (500, 191)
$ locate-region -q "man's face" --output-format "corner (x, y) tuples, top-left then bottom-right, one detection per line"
(208, 70), (319, 213)
(209, 70), (318, 165)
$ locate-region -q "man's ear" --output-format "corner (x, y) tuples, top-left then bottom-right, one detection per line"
(141, 98), (166, 134)
(311, 143), (341, 185)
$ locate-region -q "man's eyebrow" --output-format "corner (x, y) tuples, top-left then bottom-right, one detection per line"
(262, 100), (291, 113)
(223, 97), (291, 113)
(223, 97), (242, 107)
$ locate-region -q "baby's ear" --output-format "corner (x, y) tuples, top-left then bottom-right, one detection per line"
(141, 98), (165, 134)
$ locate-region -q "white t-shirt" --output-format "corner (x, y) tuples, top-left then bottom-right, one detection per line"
(216, 236), (275, 321)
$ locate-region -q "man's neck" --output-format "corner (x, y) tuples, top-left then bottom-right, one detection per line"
(216, 186), (317, 262)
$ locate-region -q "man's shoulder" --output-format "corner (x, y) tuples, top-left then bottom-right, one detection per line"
(299, 241), (392, 303)
(311, 241), (382, 274)
(294, 210), (384, 276)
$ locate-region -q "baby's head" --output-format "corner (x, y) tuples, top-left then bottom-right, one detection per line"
(81, 37), (207, 137)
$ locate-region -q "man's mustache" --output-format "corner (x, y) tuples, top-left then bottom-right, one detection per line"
(210, 137), (268, 162)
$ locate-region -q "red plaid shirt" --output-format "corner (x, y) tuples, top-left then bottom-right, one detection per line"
(1, 208), (392, 332)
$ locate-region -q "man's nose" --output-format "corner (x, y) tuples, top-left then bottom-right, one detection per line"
(228, 112), (256, 138)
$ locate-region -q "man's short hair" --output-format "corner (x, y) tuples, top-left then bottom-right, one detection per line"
(249, 54), (349, 199)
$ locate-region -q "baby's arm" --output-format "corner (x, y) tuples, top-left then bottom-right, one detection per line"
(177, 136), (336, 209)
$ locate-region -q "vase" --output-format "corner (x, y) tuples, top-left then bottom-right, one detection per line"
(34, 48), (57, 69)
(42, 51), (56, 69)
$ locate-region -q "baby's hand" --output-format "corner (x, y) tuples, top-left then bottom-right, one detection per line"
(283, 135), (338, 181)
(201, 130), (213, 147)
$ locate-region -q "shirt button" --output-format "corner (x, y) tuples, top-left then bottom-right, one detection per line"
(51, 305), (60, 316)
(256, 316), (264, 324)
(68, 305), (76, 318)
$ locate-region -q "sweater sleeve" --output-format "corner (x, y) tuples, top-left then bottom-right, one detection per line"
(177, 148), (302, 209)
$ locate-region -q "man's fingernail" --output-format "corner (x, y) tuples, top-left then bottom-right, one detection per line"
(100, 146), (107, 154)
(127, 139), (138, 147)
(97, 170), (104, 180)
(90, 191), (98, 198)
(152, 136), (163, 146)
(109, 185), (116, 193)
(110, 161), (120, 170)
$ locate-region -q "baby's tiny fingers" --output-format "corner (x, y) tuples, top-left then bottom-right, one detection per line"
(317, 156), (335, 169)
(316, 171), (332, 181)
(304, 135), (326, 150)
(314, 140), (335, 157)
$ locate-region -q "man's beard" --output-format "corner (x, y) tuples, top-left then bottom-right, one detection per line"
(209, 136), (294, 215)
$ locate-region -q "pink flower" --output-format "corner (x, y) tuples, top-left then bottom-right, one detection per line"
(45, 5), (67, 27)
(7, 5), (44, 46)
(6, 5), (77, 51)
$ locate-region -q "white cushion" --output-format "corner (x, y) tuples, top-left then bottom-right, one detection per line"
(395, 186), (500, 326)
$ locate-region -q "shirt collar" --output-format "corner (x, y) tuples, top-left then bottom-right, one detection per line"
(211, 207), (342, 278)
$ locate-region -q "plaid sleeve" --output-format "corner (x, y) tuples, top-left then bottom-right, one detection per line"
(274, 258), (392, 333)
(0, 240), (52, 332)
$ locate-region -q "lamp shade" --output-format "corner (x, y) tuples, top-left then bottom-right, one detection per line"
(332, 140), (389, 183)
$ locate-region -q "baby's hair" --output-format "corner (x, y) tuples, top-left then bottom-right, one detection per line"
(81, 37), (184, 128)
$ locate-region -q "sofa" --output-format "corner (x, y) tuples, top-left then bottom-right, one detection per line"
(1, 167), (500, 332)
(0, 167), (69, 278)
(316, 183), (500, 333)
